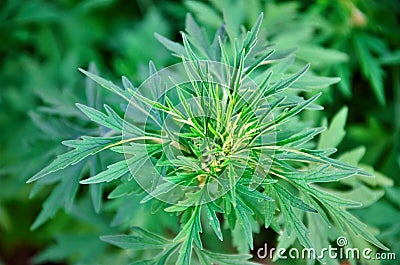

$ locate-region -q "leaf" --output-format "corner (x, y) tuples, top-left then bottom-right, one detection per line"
(76, 103), (141, 134)
(185, 13), (211, 59)
(155, 33), (186, 57)
(205, 202), (223, 241)
(242, 12), (263, 51)
(201, 249), (259, 265)
(299, 183), (361, 208)
(108, 179), (141, 199)
(141, 182), (176, 203)
(185, 1), (223, 28)
(101, 228), (169, 250)
(264, 200), (275, 228)
(236, 184), (274, 202)
(235, 199), (254, 250)
(79, 159), (129, 184)
(175, 206), (202, 264)
(291, 75), (341, 89)
(318, 107), (348, 149)
(273, 184), (317, 213)
(89, 183), (103, 213)
(275, 127), (325, 147)
(280, 199), (314, 251)
(31, 165), (82, 229)
(353, 33), (386, 105)
(338, 210), (389, 250)
(265, 63), (310, 97)
(298, 45), (349, 67)
(164, 191), (203, 212)
(27, 136), (122, 183)
(79, 68), (132, 102)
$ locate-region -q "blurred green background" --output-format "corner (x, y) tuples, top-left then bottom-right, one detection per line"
(0, 0), (399, 264)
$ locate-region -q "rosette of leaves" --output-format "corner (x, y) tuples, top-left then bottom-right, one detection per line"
(28, 13), (388, 264)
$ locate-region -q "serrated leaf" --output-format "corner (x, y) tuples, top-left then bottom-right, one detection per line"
(76, 103), (123, 132)
(282, 166), (356, 183)
(276, 127), (325, 147)
(299, 183), (361, 208)
(280, 199), (314, 251)
(141, 182), (176, 203)
(265, 63), (310, 97)
(76, 103), (142, 135)
(318, 107), (348, 149)
(100, 235), (165, 250)
(205, 202), (223, 241)
(28, 136), (122, 183)
(339, 210), (389, 250)
(291, 75), (341, 89)
(79, 68), (132, 102)
(31, 165), (82, 229)
(80, 159), (129, 184)
(155, 33), (186, 57)
(236, 184), (274, 202)
(235, 199), (254, 250)
(353, 34), (386, 105)
(185, 13), (211, 59)
(202, 249), (259, 265)
(175, 206), (202, 264)
(185, 1), (223, 28)
(108, 179), (141, 199)
(274, 184), (317, 213)
(264, 200), (275, 228)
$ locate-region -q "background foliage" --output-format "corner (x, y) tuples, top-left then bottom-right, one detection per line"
(0, 0), (398, 264)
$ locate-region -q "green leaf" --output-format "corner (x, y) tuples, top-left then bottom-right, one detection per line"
(185, 13), (211, 59)
(265, 63), (310, 97)
(236, 184), (274, 202)
(205, 202), (223, 241)
(108, 179), (141, 199)
(80, 159), (129, 184)
(235, 199), (254, 250)
(76, 103), (142, 135)
(338, 210), (389, 250)
(185, 1), (223, 28)
(79, 68), (132, 102)
(27, 136), (122, 183)
(274, 184), (317, 213)
(101, 229), (169, 250)
(242, 12), (263, 51)
(275, 127), (325, 147)
(353, 33), (386, 105)
(280, 199), (314, 250)
(175, 206), (202, 264)
(299, 183), (361, 208)
(155, 33), (186, 57)
(164, 191), (203, 212)
(291, 75), (341, 89)
(264, 200), (275, 228)
(31, 165), (82, 229)
(318, 107), (348, 149)
(76, 103), (123, 132)
(89, 183), (103, 213)
(201, 249), (259, 265)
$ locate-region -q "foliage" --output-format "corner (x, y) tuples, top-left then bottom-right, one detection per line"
(0, 1), (398, 265)
(0, 0), (179, 263)
(28, 13), (390, 265)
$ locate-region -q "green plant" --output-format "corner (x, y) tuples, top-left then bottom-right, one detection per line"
(185, 0), (400, 187)
(183, 4), (400, 263)
(0, 1), (180, 262)
(27, 13), (391, 265)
